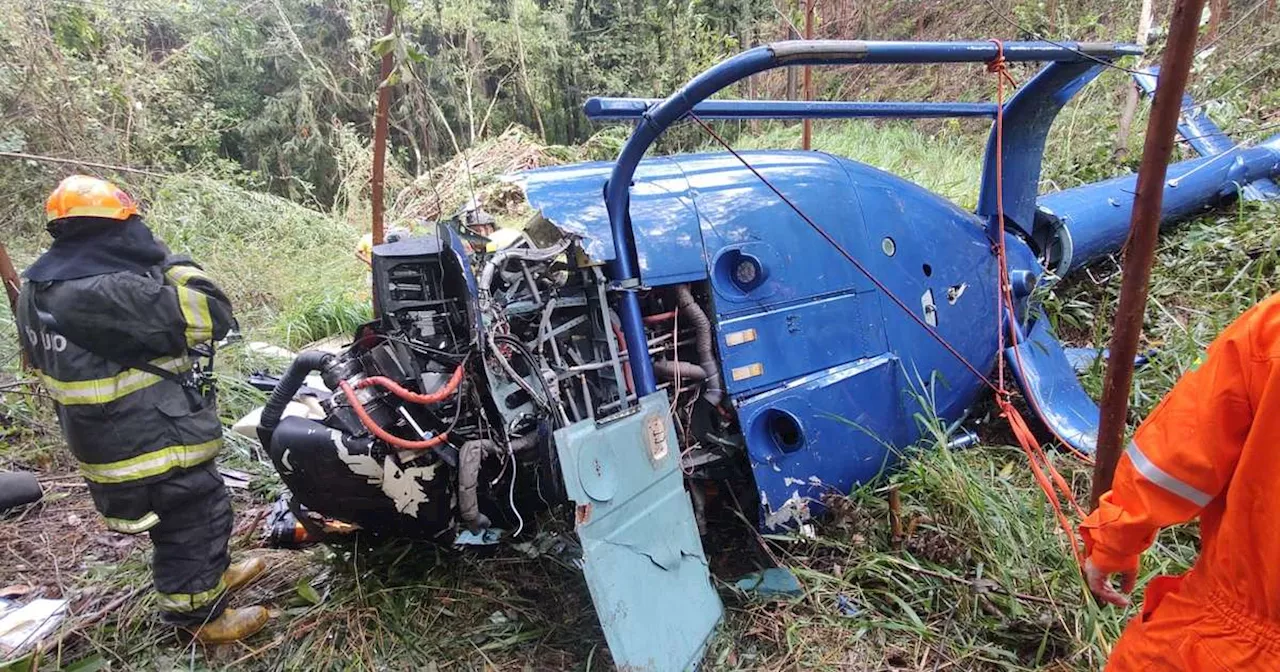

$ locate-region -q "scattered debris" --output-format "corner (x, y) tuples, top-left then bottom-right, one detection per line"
(835, 593), (860, 617)
(0, 586), (32, 601)
(264, 495), (358, 548)
(733, 568), (803, 600)
(245, 342), (296, 361)
(454, 529), (503, 546)
(218, 467), (254, 489)
(1063, 347), (1156, 374)
(0, 598), (67, 657)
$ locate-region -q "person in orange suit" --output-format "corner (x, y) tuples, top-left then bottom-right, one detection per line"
(1081, 293), (1280, 671)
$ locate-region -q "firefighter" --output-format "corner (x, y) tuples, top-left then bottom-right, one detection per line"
(16, 176), (268, 643)
(1081, 293), (1280, 670)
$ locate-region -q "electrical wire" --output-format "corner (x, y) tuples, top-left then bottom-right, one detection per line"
(1174, 120), (1280, 144)
(492, 333), (566, 427)
(1195, 0), (1270, 55)
(379, 334), (468, 363)
(980, 0), (1151, 77)
(507, 440), (524, 538)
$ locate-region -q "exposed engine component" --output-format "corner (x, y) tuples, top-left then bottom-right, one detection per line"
(257, 219), (736, 540)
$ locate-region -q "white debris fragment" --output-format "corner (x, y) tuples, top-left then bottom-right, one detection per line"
(0, 598), (68, 656)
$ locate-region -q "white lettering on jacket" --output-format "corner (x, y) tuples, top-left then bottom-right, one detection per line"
(25, 326), (67, 353)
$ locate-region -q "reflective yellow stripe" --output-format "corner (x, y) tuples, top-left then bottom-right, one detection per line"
(166, 267), (214, 346)
(157, 579), (227, 613)
(165, 265), (209, 285)
(37, 357), (191, 405)
(79, 439), (222, 484)
(103, 511), (160, 534)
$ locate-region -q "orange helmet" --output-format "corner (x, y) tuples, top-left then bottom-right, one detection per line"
(45, 175), (139, 223)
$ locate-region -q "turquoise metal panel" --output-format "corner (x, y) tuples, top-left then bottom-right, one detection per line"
(554, 393), (723, 671)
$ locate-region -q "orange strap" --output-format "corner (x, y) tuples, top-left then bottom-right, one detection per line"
(988, 39), (1086, 572)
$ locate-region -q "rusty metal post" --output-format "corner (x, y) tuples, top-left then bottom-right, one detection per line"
(1091, 0), (1207, 508)
(371, 5), (395, 247)
(802, 0), (814, 150)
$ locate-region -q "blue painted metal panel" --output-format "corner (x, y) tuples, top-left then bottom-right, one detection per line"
(1037, 139), (1280, 274)
(517, 158), (708, 286)
(1008, 316), (1100, 455)
(1134, 67), (1280, 201)
(976, 60), (1109, 234)
(849, 169), (1005, 419)
(584, 97), (998, 121)
(736, 354), (908, 529)
(689, 151), (876, 314)
(715, 291), (885, 396)
(602, 40), (1138, 398)
(554, 393), (722, 671)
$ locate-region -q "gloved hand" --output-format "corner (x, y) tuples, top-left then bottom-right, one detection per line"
(1084, 557), (1136, 607)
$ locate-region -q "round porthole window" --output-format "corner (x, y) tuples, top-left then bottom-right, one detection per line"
(766, 409), (805, 453)
(881, 237), (896, 257)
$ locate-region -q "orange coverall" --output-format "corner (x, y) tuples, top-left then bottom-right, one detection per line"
(1081, 293), (1280, 671)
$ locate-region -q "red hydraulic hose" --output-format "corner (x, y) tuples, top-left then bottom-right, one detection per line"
(338, 380), (449, 450)
(642, 310), (677, 324)
(355, 364), (465, 404)
(609, 319), (636, 396)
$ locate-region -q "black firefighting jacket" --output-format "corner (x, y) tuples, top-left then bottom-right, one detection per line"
(16, 257), (234, 533)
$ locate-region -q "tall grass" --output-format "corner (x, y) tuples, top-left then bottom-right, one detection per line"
(145, 174), (368, 344)
(728, 120), (985, 208)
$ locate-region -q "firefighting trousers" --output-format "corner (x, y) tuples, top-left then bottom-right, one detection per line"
(90, 461), (233, 626)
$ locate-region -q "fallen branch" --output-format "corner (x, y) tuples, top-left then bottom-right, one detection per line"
(0, 151), (166, 177)
(880, 556), (1058, 606)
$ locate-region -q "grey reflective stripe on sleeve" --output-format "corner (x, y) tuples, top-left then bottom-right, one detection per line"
(1125, 441), (1213, 507)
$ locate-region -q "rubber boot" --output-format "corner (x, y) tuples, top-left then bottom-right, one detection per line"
(191, 606), (269, 644)
(223, 557), (266, 592)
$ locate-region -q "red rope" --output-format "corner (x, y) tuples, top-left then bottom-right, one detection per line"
(988, 39), (1087, 569)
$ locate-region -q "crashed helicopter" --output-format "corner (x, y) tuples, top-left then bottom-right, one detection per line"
(244, 41), (1280, 670)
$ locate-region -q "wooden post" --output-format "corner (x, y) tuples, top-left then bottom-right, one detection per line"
(1091, 0), (1208, 508)
(802, 0), (814, 150)
(0, 243), (20, 317)
(1115, 0), (1154, 160)
(0, 242), (25, 369)
(371, 5), (395, 247)
(1207, 0), (1225, 40)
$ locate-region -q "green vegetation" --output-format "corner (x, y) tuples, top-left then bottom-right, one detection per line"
(1, 0), (1278, 669)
